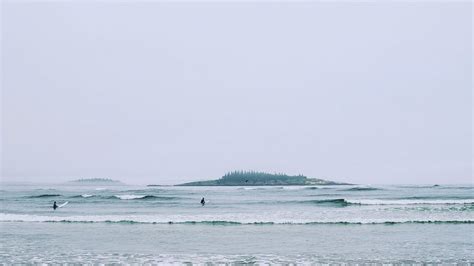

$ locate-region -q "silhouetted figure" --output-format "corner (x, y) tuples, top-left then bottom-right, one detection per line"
(53, 201), (58, 210)
(201, 197), (205, 206)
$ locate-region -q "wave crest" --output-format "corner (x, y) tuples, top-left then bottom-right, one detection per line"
(71, 194), (94, 198)
(1, 214), (472, 225)
(345, 199), (474, 205)
(303, 199), (353, 207)
(344, 187), (380, 191)
(28, 194), (61, 198)
(111, 195), (176, 200)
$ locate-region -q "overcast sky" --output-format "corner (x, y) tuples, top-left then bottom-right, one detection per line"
(1, 1), (472, 185)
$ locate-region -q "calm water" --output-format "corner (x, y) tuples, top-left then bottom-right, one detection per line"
(1, 183), (473, 264)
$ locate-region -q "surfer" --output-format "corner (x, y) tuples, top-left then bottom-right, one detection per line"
(53, 201), (58, 210)
(201, 197), (205, 206)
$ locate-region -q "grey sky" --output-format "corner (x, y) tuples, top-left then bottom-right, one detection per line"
(1, 1), (472, 185)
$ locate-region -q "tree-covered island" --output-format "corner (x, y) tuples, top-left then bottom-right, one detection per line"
(176, 171), (350, 186)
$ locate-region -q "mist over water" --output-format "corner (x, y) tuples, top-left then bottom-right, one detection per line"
(2, 2), (472, 185)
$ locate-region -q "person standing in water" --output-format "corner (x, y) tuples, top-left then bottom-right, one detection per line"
(200, 197), (205, 206)
(53, 201), (58, 210)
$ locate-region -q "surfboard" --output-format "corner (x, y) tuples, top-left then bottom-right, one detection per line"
(58, 201), (69, 208)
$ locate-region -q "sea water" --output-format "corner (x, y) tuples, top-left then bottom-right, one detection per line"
(0, 183), (473, 264)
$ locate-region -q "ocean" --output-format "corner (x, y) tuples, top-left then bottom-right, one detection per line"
(1, 183), (473, 264)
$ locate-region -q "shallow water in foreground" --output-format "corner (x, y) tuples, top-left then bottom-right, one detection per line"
(2, 222), (473, 264)
(1, 183), (473, 263)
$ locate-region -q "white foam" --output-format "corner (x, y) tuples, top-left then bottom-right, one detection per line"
(81, 194), (93, 198)
(114, 194), (146, 200)
(346, 199), (474, 205)
(1, 213), (472, 225)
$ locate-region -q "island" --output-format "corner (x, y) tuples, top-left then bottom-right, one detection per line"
(176, 171), (350, 186)
(68, 178), (124, 185)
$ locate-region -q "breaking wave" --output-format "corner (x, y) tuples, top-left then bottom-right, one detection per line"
(300, 199), (353, 207)
(71, 194), (95, 198)
(344, 187), (381, 191)
(0, 213), (471, 225)
(67, 194), (179, 200)
(390, 196), (473, 200)
(440, 186), (474, 190)
(110, 195), (177, 200)
(344, 199), (474, 205)
(282, 198), (474, 206)
(27, 194), (61, 198)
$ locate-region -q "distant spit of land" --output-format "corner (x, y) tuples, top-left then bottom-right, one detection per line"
(173, 171), (351, 186)
(69, 178), (124, 185)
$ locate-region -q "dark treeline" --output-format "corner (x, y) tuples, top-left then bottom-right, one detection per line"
(176, 171), (349, 186)
(219, 171), (307, 185)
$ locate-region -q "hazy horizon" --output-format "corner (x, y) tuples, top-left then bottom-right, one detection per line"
(1, 175), (473, 186)
(2, 1), (472, 185)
